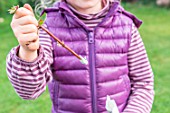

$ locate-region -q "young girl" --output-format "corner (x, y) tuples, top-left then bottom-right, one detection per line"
(7, 0), (154, 113)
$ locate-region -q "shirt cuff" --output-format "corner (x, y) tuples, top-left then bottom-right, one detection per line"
(12, 45), (44, 66)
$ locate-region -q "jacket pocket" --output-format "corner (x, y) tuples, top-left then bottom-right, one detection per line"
(122, 75), (131, 93)
(53, 81), (59, 112)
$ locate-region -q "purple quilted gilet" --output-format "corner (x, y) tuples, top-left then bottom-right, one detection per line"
(43, 1), (142, 113)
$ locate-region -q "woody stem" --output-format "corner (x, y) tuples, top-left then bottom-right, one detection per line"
(39, 26), (81, 60)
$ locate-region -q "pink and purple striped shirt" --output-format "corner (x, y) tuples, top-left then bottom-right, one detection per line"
(6, 0), (154, 113)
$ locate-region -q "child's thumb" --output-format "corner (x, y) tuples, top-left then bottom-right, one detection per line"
(24, 4), (34, 13)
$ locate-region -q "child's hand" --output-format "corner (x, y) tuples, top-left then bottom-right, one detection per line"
(10, 4), (39, 51)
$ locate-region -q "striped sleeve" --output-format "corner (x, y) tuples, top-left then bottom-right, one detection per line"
(6, 24), (53, 100)
(122, 24), (154, 113)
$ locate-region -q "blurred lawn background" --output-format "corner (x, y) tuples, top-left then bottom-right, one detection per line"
(0, 0), (170, 113)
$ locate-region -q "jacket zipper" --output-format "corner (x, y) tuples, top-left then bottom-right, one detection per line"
(88, 32), (97, 113)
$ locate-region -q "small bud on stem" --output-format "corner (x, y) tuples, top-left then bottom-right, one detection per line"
(8, 5), (19, 14)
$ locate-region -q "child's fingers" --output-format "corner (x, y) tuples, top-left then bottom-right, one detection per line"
(14, 7), (34, 19)
(19, 24), (38, 34)
(24, 4), (34, 13)
(27, 39), (39, 51)
(14, 15), (38, 26)
(18, 33), (39, 44)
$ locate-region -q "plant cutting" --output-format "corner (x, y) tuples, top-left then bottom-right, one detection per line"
(105, 95), (119, 113)
(8, 5), (88, 65)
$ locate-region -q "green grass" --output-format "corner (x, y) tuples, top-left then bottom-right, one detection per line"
(0, 16), (51, 113)
(0, 3), (170, 113)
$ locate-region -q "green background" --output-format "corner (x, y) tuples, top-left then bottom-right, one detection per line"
(0, 1), (170, 113)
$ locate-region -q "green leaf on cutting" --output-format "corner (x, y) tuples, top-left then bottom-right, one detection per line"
(38, 13), (46, 26)
(38, 19), (44, 26)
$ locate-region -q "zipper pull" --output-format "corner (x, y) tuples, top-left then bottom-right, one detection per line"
(88, 32), (94, 43)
